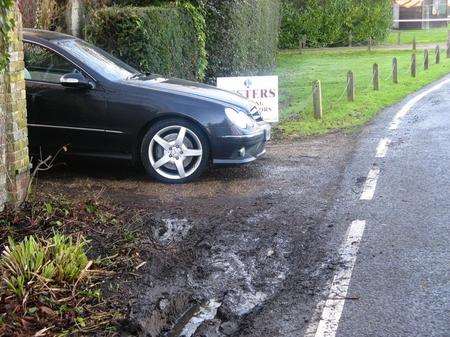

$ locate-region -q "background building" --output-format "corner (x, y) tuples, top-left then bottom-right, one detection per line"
(393, 0), (449, 29)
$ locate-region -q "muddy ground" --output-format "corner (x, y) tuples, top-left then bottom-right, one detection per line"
(35, 131), (357, 337)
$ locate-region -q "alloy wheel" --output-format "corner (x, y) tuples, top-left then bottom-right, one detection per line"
(148, 125), (203, 180)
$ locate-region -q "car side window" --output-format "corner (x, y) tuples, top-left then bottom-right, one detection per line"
(24, 42), (79, 84)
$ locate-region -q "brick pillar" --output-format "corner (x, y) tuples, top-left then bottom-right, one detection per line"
(0, 3), (30, 209)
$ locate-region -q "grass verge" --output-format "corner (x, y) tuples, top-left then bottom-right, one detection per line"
(276, 48), (450, 136)
(386, 27), (448, 45)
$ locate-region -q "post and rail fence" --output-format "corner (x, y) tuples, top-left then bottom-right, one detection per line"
(310, 43), (448, 120)
(296, 20), (450, 121)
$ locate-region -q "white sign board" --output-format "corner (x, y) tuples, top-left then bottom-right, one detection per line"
(216, 76), (279, 123)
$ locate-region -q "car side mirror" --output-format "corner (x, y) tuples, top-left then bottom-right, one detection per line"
(60, 73), (93, 89)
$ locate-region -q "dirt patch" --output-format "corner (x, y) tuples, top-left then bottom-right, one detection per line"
(31, 132), (357, 336)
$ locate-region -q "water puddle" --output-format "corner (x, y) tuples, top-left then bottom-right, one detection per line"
(153, 218), (192, 245)
(169, 299), (221, 337)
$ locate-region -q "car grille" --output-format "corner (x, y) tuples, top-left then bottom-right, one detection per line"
(249, 106), (263, 122)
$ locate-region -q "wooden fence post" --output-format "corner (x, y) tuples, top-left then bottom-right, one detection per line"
(313, 80), (323, 119)
(411, 53), (417, 78)
(424, 49), (429, 70)
(397, 31), (401, 45)
(348, 32), (353, 47)
(373, 63), (379, 91)
(413, 36), (416, 51)
(436, 45), (440, 64)
(299, 35), (306, 53)
(368, 37), (373, 51)
(392, 57), (398, 84)
(347, 71), (355, 101)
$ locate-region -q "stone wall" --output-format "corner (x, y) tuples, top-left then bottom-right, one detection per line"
(0, 4), (30, 211)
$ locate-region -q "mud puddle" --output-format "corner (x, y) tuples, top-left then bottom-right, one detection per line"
(36, 133), (357, 337)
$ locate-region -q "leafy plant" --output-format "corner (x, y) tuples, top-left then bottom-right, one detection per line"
(18, 0), (69, 31)
(204, 0), (280, 79)
(279, 0), (392, 49)
(85, 200), (98, 214)
(50, 233), (89, 282)
(0, 0), (15, 72)
(0, 233), (89, 298)
(279, 1), (303, 49)
(178, 1), (208, 80)
(0, 196), (125, 336)
(86, 0), (280, 81)
(86, 4), (208, 81)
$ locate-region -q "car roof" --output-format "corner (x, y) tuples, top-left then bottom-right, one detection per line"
(23, 28), (76, 42)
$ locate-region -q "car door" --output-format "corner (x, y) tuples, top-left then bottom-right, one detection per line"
(24, 41), (107, 155)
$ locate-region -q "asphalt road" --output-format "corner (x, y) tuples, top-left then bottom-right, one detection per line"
(304, 77), (450, 337)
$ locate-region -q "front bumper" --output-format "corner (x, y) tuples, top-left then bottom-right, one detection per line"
(212, 123), (271, 165)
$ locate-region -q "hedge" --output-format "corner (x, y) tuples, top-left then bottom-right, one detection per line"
(86, 1), (280, 81)
(279, 0), (392, 49)
(85, 5), (207, 81)
(204, 0), (280, 80)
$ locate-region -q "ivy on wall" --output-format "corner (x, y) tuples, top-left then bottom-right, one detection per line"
(177, 1), (207, 81)
(0, 0), (15, 71)
(86, 5), (206, 81)
(204, 0), (280, 79)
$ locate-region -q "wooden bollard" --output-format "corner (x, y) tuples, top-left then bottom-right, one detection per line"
(436, 45), (440, 64)
(368, 37), (373, 52)
(347, 71), (355, 101)
(411, 53), (417, 78)
(299, 35), (306, 53)
(312, 80), (323, 120)
(424, 49), (429, 70)
(447, 31), (450, 58)
(413, 36), (416, 51)
(392, 57), (398, 84)
(348, 32), (353, 47)
(397, 31), (401, 45)
(373, 63), (379, 91)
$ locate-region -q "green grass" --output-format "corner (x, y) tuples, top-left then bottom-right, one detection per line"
(386, 27), (448, 45)
(276, 48), (450, 136)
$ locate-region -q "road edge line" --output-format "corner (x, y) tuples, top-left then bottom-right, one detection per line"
(389, 78), (450, 130)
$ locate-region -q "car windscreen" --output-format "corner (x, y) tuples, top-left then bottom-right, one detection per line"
(55, 39), (140, 81)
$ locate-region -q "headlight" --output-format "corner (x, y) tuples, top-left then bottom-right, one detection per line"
(225, 108), (255, 129)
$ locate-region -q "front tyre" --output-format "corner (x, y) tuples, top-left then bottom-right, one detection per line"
(141, 119), (210, 184)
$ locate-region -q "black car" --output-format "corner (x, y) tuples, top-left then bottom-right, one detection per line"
(23, 29), (271, 183)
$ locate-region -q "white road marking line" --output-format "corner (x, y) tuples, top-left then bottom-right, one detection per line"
(360, 167), (380, 201)
(306, 79), (450, 337)
(312, 220), (366, 337)
(389, 78), (450, 130)
(375, 138), (391, 158)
